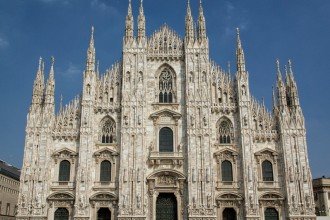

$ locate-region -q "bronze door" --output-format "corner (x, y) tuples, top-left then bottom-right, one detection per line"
(156, 193), (178, 220)
(223, 208), (237, 220)
(97, 208), (111, 220)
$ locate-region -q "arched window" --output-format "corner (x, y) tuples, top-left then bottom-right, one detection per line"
(159, 127), (173, 152)
(100, 160), (111, 182)
(58, 160), (70, 182)
(100, 117), (116, 144)
(264, 208), (279, 220)
(262, 160), (274, 181)
(219, 118), (232, 144)
(159, 68), (174, 103)
(221, 160), (233, 182)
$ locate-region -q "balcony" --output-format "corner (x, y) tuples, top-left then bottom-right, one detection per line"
(216, 181), (239, 190)
(148, 151), (184, 167)
(258, 181), (280, 191)
(93, 181), (116, 191)
(51, 181), (75, 190)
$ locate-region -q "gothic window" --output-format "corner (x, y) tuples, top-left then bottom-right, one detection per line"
(219, 118), (233, 144)
(221, 160), (233, 182)
(86, 84), (91, 95)
(54, 208), (69, 220)
(59, 160), (70, 182)
(262, 160), (274, 181)
(159, 68), (174, 103)
(100, 117), (116, 144)
(100, 160), (111, 182)
(189, 72), (194, 83)
(202, 72), (207, 82)
(159, 127), (173, 152)
(264, 208), (279, 220)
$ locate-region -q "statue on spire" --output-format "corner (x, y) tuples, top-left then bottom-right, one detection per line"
(125, 0), (134, 41)
(236, 28), (246, 74)
(185, 0), (194, 43)
(138, 0), (146, 42)
(197, 0), (207, 41)
(86, 26), (96, 74)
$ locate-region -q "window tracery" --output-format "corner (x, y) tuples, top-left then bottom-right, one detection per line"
(159, 68), (174, 103)
(218, 118), (233, 144)
(100, 117), (116, 144)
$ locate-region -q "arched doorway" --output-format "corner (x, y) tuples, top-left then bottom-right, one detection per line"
(222, 208), (236, 220)
(264, 208), (279, 220)
(97, 208), (111, 220)
(156, 193), (178, 220)
(54, 208), (69, 220)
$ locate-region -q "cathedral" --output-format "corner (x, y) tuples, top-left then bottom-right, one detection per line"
(17, 0), (316, 219)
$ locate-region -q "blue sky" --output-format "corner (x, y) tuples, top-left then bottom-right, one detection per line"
(0, 0), (329, 177)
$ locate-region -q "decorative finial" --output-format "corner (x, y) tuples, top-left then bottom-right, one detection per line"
(276, 58), (280, 72)
(227, 61), (231, 74)
(51, 56), (55, 66)
(60, 94), (63, 111)
(288, 59), (293, 73)
(38, 57), (43, 71)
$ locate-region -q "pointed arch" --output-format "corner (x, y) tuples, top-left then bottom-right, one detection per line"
(157, 64), (176, 103)
(100, 116), (116, 144)
(217, 117), (234, 144)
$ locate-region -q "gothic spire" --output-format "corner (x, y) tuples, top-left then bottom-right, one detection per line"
(197, 0), (207, 41)
(45, 56), (55, 106)
(86, 26), (96, 73)
(138, 0), (146, 41)
(31, 57), (45, 108)
(286, 59), (300, 107)
(125, 0), (134, 41)
(185, 0), (194, 42)
(236, 28), (246, 73)
(275, 59), (287, 108)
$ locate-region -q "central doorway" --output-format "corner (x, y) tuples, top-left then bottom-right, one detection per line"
(156, 193), (178, 220)
(223, 208), (237, 220)
(97, 208), (111, 220)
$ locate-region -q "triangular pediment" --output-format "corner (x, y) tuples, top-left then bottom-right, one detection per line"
(52, 148), (77, 157)
(93, 147), (118, 157)
(214, 147), (238, 156)
(255, 148), (278, 156)
(150, 108), (181, 120)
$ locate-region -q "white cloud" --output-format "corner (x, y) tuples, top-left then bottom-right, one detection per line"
(222, 1), (250, 38)
(0, 36), (9, 49)
(61, 62), (81, 79)
(37, 0), (70, 5)
(91, 0), (120, 17)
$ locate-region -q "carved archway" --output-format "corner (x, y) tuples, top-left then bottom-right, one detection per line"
(216, 193), (243, 220)
(146, 170), (185, 220)
(90, 193), (117, 220)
